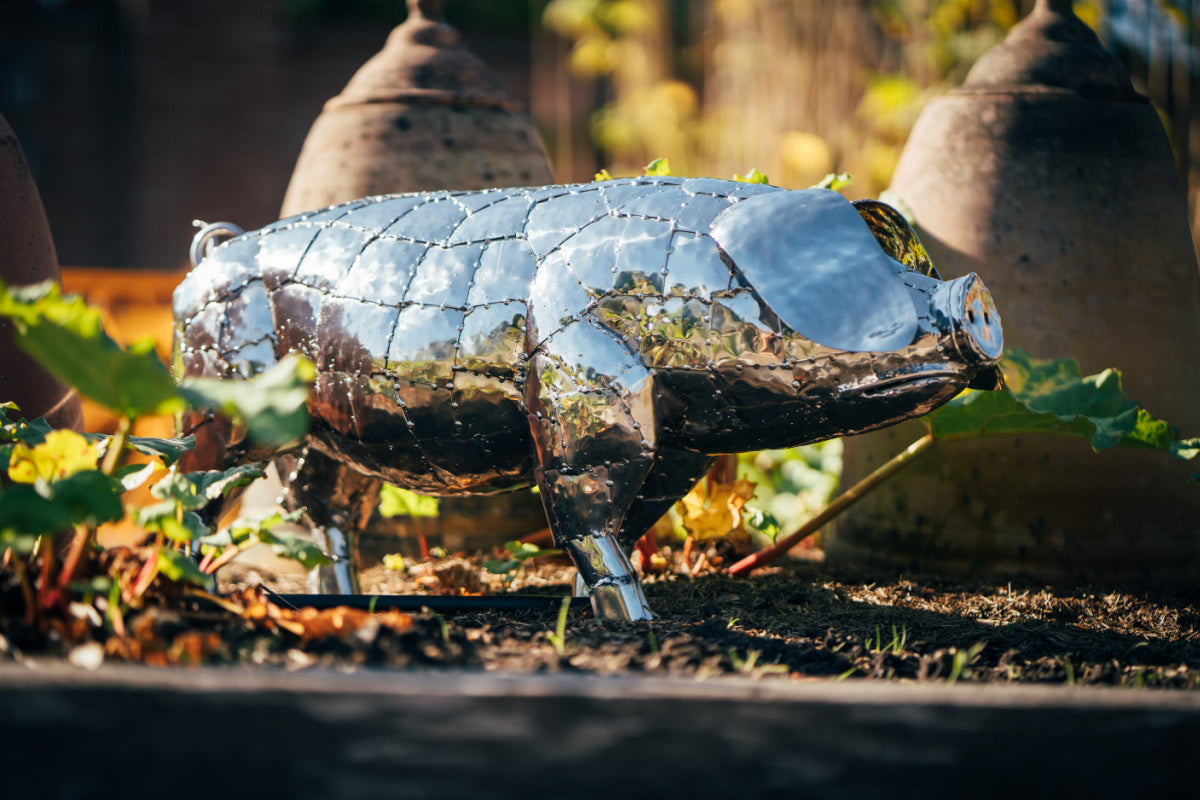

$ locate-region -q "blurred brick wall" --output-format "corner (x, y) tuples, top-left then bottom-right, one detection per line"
(0, 0), (540, 270)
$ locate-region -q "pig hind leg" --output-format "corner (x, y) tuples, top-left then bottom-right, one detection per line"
(275, 448), (382, 593)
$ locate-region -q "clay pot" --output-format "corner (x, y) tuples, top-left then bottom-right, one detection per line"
(280, 0), (553, 215)
(831, 0), (1200, 586)
(271, 0), (555, 555)
(0, 114), (82, 431)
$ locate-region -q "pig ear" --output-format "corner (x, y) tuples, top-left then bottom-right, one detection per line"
(852, 199), (941, 279)
(709, 188), (919, 353)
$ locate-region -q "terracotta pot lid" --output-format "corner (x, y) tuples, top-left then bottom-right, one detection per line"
(325, 0), (522, 112)
(956, 0), (1144, 101)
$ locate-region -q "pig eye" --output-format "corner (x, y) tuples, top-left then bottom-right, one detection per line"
(852, 199), (941, 280)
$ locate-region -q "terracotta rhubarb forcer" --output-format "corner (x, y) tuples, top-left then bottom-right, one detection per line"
(271, 0), (554, 563)
(0, 114), (82, 431)
(280, 0), (554, 214)
(832, 0), (1200, 586)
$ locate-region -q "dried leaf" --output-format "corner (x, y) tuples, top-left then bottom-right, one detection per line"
(675, 478), (757, 545)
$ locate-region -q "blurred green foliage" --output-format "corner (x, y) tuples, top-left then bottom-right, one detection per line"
(543, 0), (1109, 194)
(0, 281), (319, 624)
(738, 441), (842, 543)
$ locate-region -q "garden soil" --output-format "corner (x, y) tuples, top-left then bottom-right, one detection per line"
(6, 543), (1195, 689)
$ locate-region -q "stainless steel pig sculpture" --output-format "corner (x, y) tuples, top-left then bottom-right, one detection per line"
(174, 176), (1003, 620)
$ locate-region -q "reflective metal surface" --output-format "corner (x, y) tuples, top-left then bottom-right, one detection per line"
(175, 177), (1004, 620)
(309, 525), (360, 594)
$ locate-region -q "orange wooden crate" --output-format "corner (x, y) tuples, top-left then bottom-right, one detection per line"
(60, 267), (185, 438)
(60, 268), (186, 547)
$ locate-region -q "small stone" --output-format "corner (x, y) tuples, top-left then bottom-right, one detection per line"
(286, 649), (317, 671)
(67, 642), (105, 672)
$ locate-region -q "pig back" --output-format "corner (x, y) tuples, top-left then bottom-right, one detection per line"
(173, 177), (784, 492)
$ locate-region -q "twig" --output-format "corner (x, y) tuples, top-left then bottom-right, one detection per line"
(519, 528), (555, 547)
(183, 587), (245, 615)
(100, 416), (131, 478)
(57, 524), (94, 592)
(13, 558), (35, 625)
(108, 596), (126, 638)
(130, 548), (160, 599)
(634, 530), (658, 563)
(202, 544), (243, 575)
(727, 433), (937, 576)
(37, 537), (58, 610)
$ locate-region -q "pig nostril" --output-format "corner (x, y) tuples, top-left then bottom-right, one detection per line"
(967, 308), (977, 324)
(983, 312), (990, 324)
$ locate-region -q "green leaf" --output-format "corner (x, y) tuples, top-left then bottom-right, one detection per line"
(1172, 438), (1200, 461)
(141, 510), (208, 544)
(0, 484), (72, 548)
(225, 509), (304, 546)
(150, 463), (264, 511)
(733, 168), (770, 184)
(0, 281), (185, 418)
(179, 354), (315, 448)
(198, 509), (322, 570)
(134, 501), (177, 527)
(926, 349), (1198, 458)
(0, 411), (54, 473)
(877, 189), (915, 223)
(118, 462), (159, 491)
(125, 435), (196, 466)
(505, 540), (540, 558)
(155, 548), (210, 587)
(643, 157), (671, 176)
(196, 527), (235, 549)
(260, 529), (332, 571)
(379, 484), (440, 518)
(48, 470), (126, 527)
(0, 470), (124, 545)
(744, 507), (781, 543)
(0, 411), (51, 446)
(82, 433), (194, 468)
(505, 540), (561, 561)
(484, 558), (521, 575)
(486, 541), (561, 574)
(0, 529), (43, 556)
(813, 172), (852, 191)
(68, 574), (113, 597)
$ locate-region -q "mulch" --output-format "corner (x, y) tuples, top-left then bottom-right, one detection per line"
(7, 545), (1193, 688)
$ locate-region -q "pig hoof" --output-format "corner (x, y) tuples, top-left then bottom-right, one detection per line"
(307, 526), (360, 594)
(588, 579), (655, 621)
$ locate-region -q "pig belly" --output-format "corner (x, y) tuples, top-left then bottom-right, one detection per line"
(306, 369), (535, 495)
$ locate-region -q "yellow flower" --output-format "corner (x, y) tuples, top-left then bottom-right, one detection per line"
(8, 429), (100, 484)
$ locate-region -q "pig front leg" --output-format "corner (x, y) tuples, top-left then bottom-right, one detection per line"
(526, 321), (659, 621)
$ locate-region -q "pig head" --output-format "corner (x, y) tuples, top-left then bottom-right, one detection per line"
(174, 176), (1003, 620)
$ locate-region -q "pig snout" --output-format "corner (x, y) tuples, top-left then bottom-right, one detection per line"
(934, 273), (1003, 360)
(931, 273), (1004, 389)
